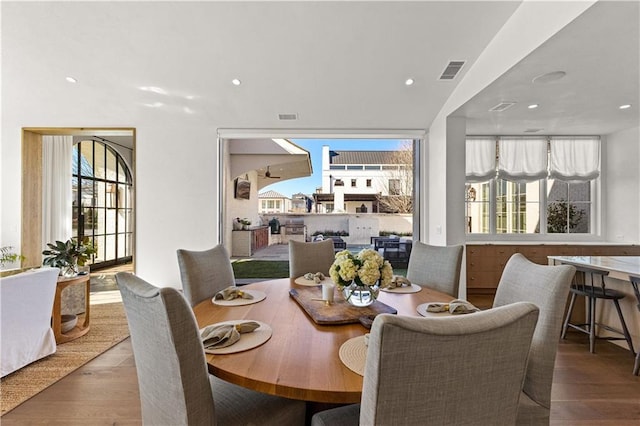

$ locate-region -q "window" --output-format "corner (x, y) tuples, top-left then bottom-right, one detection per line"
(465, 137), (599, 236)
(389, 179), (401, 195)
(366, 179), (372, 187)
(547, 180), (590, 233)
(351, 179), (357, 187)
(72, 139), (133, 266)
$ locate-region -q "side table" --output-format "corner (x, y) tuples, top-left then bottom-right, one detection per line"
(53, 274), (91, 343)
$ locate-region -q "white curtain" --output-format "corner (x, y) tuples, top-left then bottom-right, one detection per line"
(42, 136), (73, 249)
(497, 137), (548, 182)
(466, 138), (496, 182)
(549, 137), (600, 181)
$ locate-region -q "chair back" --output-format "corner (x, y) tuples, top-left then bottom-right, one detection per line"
(116, 272), (215, 425)
(406, 242), (463, 296)
(493, 253), (575, 409)
(177, 244), (235, 306)
(289, 239), (335, 277)
(361, 302), (539, 426)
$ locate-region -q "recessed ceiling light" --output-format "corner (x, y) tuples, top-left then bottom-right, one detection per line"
(405, 78), (414, 86)
(532, 71), (566, 84)
(619, 104), (632, 109)
(65, 76), (77, 83)
(528, 104), (539, 109)
(232, 78), (242, 86)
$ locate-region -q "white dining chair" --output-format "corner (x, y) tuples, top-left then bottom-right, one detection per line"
(312, 302), (540, 426)
(116, 272), (306, 426)
(493, 253), (576, 425)
(177, 244), (236, 307)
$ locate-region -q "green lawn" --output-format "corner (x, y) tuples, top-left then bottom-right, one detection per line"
(231, 260), (289, 278)
(231, 259), (406, 279)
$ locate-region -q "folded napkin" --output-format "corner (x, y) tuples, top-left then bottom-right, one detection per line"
(201, 321), (260, 349)
(386, 275), (412, 289)
(303, 272), (326, 283)
(214, 286), (254, 301)
(426, 299), (480, 315)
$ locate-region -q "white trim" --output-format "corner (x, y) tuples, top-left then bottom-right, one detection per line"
(217, 128), (426, 139)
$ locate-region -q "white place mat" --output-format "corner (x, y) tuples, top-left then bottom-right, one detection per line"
(339, 335), (368, 376)
(211, 289), (266, 306)
(294, 276), (329, 287)
(380, 283), (422, 294)
(202, 320), (272, 354)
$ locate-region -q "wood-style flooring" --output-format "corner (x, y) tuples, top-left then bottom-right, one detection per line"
(2, 330), (639, 425)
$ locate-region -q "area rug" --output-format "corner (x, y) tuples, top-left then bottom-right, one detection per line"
(0, 302), (130, 415)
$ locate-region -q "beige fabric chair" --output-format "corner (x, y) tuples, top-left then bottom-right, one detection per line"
(406, 241), (463, 296)
(312, 302), (539, 426)
(289, 239), (335, 278)
(493, 253), (576, 425)
(116, 272), (306, 426)
(177, 244), (235, 307)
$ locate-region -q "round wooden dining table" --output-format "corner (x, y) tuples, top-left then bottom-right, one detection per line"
(193, 278), (454, 403)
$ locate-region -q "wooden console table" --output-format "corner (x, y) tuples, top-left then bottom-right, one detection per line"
(53, 274), (91, 343)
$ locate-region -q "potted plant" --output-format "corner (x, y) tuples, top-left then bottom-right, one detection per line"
(42, 237), (97, 277)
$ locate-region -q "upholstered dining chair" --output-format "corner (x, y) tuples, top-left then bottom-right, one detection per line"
(405, 241), (464, 297)
(629, 275), (640, 376)
(177, 244), (235, 307)
(116, 272), (306, 426)
(493, 253), (576, 425)
(311, 302), (540, 426)
(289, 239), (335, 278)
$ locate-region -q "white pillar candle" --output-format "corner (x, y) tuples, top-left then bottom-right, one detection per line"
(322, 283), (335, 303)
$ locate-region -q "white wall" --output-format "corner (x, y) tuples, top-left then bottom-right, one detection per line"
(426, 0), (597, 247)
(603, 126), (640, 243)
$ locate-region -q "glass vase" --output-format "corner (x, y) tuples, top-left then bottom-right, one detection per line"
(342, 282), (379, 307)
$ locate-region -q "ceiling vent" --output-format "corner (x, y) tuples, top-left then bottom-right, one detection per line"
(524, 128), (544, 133)
(439, 61), (465, 80)
(489, 102), (517, 112)
(278, 113), (298, 121)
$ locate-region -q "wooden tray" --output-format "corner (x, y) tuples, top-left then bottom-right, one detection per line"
(289, 287), (397, 325)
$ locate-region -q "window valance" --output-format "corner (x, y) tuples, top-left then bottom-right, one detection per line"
(549, 137), (600, 182)
(497, 138), (548, 183)
(465, 138), (496, 182)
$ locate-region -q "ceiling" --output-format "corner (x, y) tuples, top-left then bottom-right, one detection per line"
(458, 0), (640, 136)
(2, 1), (638, 141)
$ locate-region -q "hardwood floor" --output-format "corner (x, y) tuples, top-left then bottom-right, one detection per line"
(2, 331), (639, 425)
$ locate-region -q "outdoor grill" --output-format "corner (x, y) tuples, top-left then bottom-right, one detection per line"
(282, 219), (307, 243)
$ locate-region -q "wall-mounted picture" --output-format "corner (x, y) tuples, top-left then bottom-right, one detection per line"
(234, 176), (251, 200)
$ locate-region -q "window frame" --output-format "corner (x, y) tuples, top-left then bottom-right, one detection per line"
(465, 136), (602, 242)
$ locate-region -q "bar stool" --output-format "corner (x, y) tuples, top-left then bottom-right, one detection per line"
(629, 275), (640, 375)
(561, 266), (635, 355)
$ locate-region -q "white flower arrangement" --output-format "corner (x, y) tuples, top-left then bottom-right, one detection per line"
(329, 249), (393, 288)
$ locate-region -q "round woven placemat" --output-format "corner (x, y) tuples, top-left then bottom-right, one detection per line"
(339, 335), (368, 376)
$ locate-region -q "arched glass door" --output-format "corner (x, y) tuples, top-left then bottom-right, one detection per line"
(72, 139), (133, 268)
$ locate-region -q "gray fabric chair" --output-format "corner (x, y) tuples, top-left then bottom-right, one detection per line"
(289, 239), (335, 278)
(493, 253), (576, 425)
(116, 272), (306, 426)
(312, 302), (540, 426)
(405, 241), (464, 296)
(177, 245), (235, 307)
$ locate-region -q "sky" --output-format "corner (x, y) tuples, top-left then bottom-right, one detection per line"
(261, 138), (408, 198)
